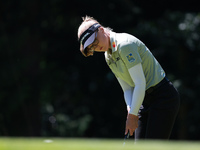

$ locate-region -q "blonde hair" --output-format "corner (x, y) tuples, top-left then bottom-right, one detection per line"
(82, 16), (99, 24)
(78, 16), (112, 39)
(78, 16), (113, 57)
(77, 16), (99, 40)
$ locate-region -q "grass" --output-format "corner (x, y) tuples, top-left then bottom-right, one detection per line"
(0, 138), (200, 150)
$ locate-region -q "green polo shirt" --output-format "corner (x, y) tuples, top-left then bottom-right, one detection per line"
(105, 31), (165, 90)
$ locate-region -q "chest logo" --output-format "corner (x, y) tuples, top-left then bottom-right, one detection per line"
(112, 42), (116, 48)
(126, 53), (135, 63)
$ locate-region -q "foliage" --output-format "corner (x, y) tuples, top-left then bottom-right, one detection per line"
(0, 0), (199, 139)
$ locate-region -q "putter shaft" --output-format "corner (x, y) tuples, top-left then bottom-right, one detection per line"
(123, 131), (130, 146)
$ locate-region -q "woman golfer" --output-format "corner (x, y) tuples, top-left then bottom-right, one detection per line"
(77, 16), (180, 139)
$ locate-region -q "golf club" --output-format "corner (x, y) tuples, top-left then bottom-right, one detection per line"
(123, 131), (130, 146)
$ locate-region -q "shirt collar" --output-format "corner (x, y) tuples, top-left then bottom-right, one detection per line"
(110, 31), (118, 53)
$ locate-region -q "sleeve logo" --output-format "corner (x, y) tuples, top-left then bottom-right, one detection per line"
(126, 53), (135, 63)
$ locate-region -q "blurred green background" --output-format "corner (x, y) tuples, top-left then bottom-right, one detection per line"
(0, 0), (200, 140)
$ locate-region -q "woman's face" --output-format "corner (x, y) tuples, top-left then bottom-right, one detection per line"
(95, 27), (111, 52)
(87, 27), (111, 56)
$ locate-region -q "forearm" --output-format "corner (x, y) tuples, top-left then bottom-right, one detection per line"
(128, 63), (146, 116)
(117, 78), (133, 108)
(129, 81), (145, 115)
(124, 89), (133, 108)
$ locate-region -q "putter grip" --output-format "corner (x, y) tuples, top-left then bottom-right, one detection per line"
(124, 131), (130, 139)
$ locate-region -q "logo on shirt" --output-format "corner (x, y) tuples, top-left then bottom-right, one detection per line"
(112, 42), (116, 48)
(126, 53), (135, 63)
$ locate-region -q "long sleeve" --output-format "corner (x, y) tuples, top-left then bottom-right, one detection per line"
(117, 77), (133, 109)
(128, 63), (146, 115)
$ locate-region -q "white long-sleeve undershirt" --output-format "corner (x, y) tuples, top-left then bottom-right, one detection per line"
(117, 63), (146, 116)
(117, 78), (133, 108)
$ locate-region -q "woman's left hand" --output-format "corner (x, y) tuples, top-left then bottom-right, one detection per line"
(125, 114), (139, 136)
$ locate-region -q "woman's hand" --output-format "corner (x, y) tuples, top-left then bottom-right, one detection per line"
(125, 113), (139, 136)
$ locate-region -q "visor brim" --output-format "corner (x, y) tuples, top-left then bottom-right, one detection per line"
(83, 32), (95, 50)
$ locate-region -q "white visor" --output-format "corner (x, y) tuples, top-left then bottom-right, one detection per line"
(83, 32), (96, 50)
